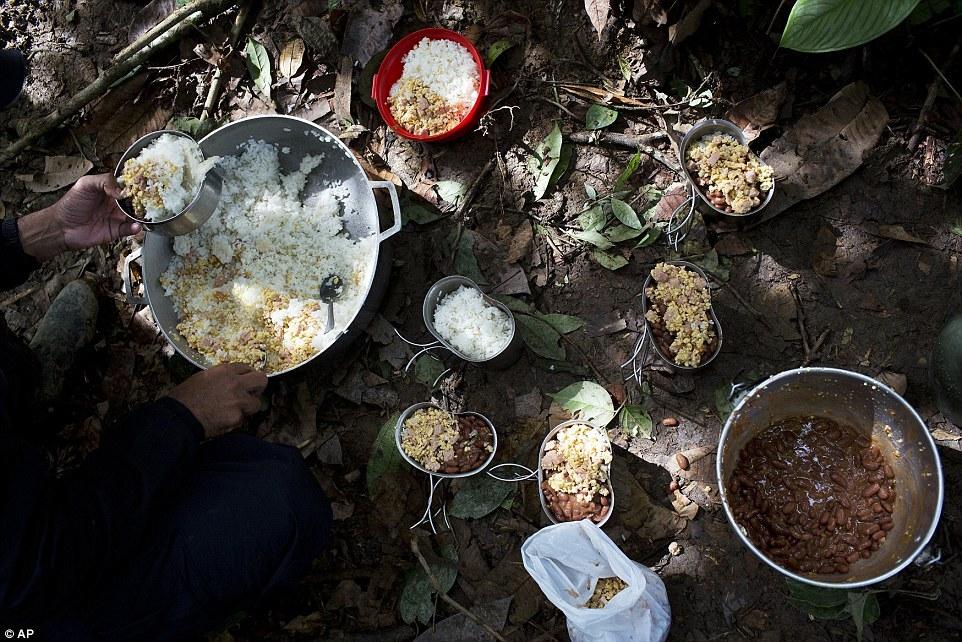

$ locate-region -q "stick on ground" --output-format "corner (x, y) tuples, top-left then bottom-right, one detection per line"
(409, 535), (508, 642)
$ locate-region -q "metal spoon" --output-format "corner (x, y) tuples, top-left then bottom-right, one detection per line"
(319, 273), (344, 334)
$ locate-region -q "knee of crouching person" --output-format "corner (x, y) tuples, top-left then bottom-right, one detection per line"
(278, 446), (333, 556)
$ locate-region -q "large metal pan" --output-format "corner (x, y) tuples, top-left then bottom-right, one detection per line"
(717, 367), (943, 588)
(122, 115), (402, 376)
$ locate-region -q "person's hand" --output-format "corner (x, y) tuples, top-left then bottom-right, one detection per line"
(167, 363), (269, 439)
(18, 173), (141, 260)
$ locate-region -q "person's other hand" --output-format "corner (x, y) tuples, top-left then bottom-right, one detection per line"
(167, 363), (269, 439)
(19, 173), (142, 260)
(55, 173), (141, 249)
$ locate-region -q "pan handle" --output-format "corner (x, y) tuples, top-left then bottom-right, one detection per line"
(370, 180), (402, 241)
(121, 247), (148, 306)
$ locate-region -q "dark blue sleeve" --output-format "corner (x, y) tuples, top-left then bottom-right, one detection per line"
(0, 396), (204, 617)
(1, 218), (38, 290)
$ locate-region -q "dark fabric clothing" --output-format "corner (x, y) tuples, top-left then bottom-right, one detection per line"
(1, 217), (38, 290)
(50, 434), (332, 641)
(0, 225), (331, 640)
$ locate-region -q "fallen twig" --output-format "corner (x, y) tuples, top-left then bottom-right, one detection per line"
(200, 1), (252, 122)
(409, 536), (508, 642)
(791, 284), (828, 366)
(0, 0), (234, 164)
(909, 40), (961, 151)
(457, 156), (496, 218)
(567, 131), (678, 171)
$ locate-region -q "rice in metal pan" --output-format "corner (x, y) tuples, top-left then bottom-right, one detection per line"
(160, 139), (374, 373)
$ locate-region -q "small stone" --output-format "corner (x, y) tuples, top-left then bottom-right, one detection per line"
(675, 453), (691, 470)
(668, 480), (679, 492)
(662, 416), (679, 427)
(668, 541), (683, 556)
(343, 469), (361, 483)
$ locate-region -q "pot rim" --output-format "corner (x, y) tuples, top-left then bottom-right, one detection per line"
(141, 115), (387, 377)
(716, 366), (945, 588)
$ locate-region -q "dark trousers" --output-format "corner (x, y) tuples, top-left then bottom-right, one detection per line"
(50, 433), (332, 641)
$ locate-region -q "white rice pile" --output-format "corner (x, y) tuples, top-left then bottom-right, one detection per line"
(389, 37), (479, 106)
(160, 139), (374, 373)
(433, 286), (512, 360)
(118, 134), (219, 222)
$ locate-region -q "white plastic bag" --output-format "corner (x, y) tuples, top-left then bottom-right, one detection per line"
(521, 521), (671, 642)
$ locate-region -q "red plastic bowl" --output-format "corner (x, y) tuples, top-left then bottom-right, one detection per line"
(372, 28), (490, 143)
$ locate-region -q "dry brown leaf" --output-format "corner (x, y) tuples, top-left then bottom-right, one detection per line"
(758, 82), (889, 225)
(279, 38), (306, 80)
(127, 0), (176, 45)
(726, 82), (790, 142)
(560, 83), (647, 107)
(876, 371), (907, 395)
(633, 0), (668, 26)
(81, 76), (172, 164)
(714, 234), (752, 256)
(669, 0), (711, 45)
(333, 56), (354, 121)
(878, 224), (929, 245)
(506, 223), (534, 264)
(584, 0), (610, 39)
(16, 156), (93, 193)
(671, 489), (699, 520)
(932, 428), (961, 442)
(811, 223), (839, 276)
(341, 0), (403, 66)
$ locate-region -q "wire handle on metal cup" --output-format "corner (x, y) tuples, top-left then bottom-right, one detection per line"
(486, 463), (538, 482)
(664, 183), (697, 252)
(410, 473), (450, 534)
(395, 328), (452, 387)
(620, 327), (652, 387)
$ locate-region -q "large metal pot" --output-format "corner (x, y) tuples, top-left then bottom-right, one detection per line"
(717, 367), (943, 588)
(122, 115), (402, 376)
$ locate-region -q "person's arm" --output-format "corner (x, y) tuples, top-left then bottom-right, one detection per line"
(0, 173), (140, 290)
(0, 364), (267, 616)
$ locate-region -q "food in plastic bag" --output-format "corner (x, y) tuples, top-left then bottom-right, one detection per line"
(521, 521), (671, 642)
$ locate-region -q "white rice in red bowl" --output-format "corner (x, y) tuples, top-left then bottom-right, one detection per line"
(387, 37), (480, 137)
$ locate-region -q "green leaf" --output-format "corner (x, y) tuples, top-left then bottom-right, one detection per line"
(399, 545), (458, 625)
(550, 381), (615, 425)
(448, 228), (487, 285)
(691, 249), (730, 282)
(585, 104), (618, 130)
(714, 385), (735, 422)
(620, 405), (653, 439)
(550, 144), (573, 186)
(578, 204), (607, 232)
(486, 39), (515, 66)
(170, 116), (217, 139)
(414, 354), (446, 387)
(516, 314), (566, 360)
(403, 203), (443, 225)
(366, 413), (402, 494)
(492, 294), (537, 314)
(528, 123), (563, 200)
(436, 180), (467, 206)
(615, 151), (642, 191)
(449, 475), (516, 519)
(584, 184), (598, 200)
(786, 580), (849, 608)
(610, 198), (642, 229)
(244, 38), (272, 99)
(779, 0), (922, 53)
(591, 250), (629, 271)
(847, 592), (880, 642)
(951, 219), (962, 238)
(570, 229), (614, 250)
(940, 135), (962, 189)
(537, 313), (585, 335)
(634, 227), (662, 248)
(360, 49), (388, 109)
(606, 224), (644, 243)
(617, 56), (631, 82)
